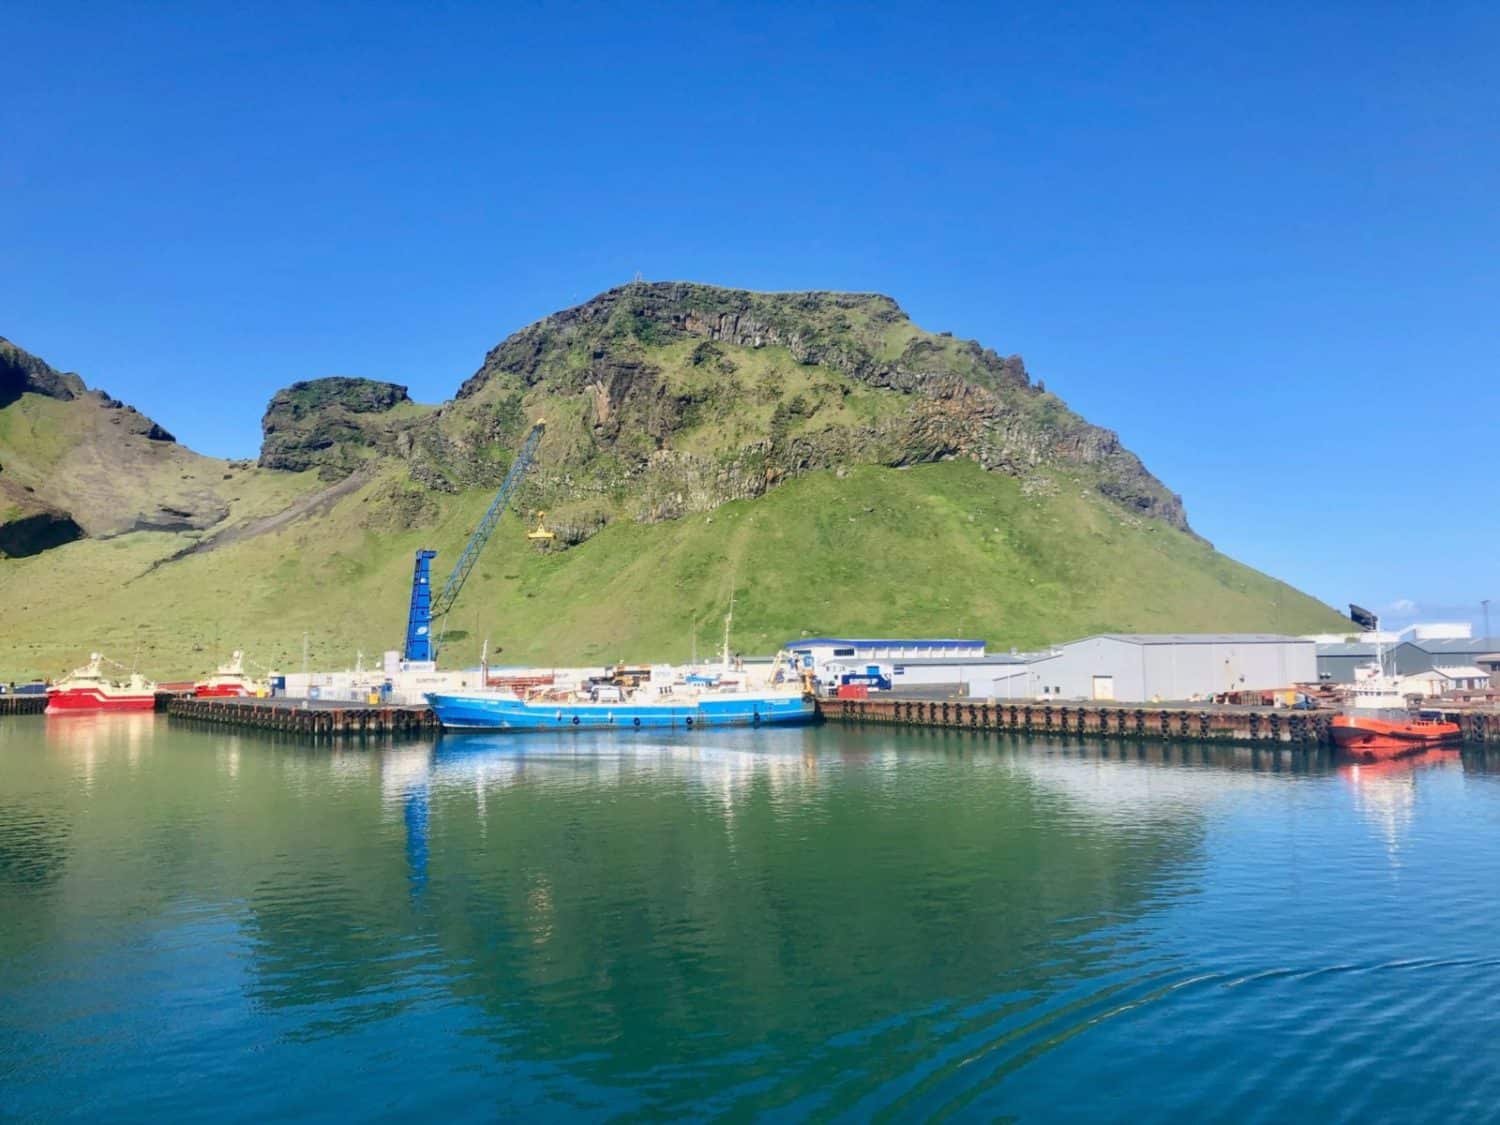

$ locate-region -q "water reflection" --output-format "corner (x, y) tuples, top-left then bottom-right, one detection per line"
(1339, 749), (1464, 862)
(39, 711), (158, 789)
(4, 719), (1500, 1121)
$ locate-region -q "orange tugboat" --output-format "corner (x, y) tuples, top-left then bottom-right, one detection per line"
(1330, 711), (1461, 759)
(1330, 643), (1461, 760)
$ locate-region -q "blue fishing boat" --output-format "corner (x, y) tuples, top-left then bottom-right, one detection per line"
(425, 687), (817, 731)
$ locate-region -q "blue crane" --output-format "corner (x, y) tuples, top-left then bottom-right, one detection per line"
(403, 420), (546, 663)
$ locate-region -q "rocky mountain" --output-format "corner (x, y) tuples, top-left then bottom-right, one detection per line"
(0, 286), (1347, 677)
(258, 377), (429, 476)
(0, 338), (236, 557)
(272, 283), (1187, 546)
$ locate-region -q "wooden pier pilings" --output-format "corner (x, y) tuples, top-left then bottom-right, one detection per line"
(167, 696), (438, 737)
(819, 696), (1339, 747)
(0, 694), (47, 716)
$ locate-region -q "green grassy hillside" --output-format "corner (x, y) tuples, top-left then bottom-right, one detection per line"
(0, 460), (1345, 680)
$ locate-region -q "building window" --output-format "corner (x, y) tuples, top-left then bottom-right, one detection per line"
(833, 648), (855, 657)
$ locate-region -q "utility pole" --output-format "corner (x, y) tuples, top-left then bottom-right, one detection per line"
(301, 631), (310, 710)
(1484, 599), (1492, 643)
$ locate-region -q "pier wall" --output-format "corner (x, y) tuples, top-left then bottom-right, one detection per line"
(167, 696), (438, 737)
(819, 696), (1500, 747)
(821, 696), (1335, 746)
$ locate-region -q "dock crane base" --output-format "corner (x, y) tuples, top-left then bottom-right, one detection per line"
(401, 422), (546, 664)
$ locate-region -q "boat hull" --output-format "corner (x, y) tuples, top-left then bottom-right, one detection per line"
(1330, 714), (1461, 759)
(426, 691), (818, 732)
(45, 689), (157, 714)
(193, 684), (252, 698)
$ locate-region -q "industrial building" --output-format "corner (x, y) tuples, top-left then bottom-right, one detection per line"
(887, 653), (1036, 698)
(1315, 634), (1499, 690)
(1315, 642), (1380, 684)
(783, 638), (987, 692)
(1388, 636), (1498, 691)
(784, 638), (987, 665)
(1021, 634), (1317, 703)
(791, 633), (1316, 703)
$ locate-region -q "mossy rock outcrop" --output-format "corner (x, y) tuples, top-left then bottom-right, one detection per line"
(258, 377), (423, 477)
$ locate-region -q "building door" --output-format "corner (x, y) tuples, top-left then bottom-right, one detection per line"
(1092, 675), (1115, 701)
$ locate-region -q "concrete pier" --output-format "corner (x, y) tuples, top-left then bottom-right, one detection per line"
(168, 696), (438, 737)
(0, 695), (47, 716)
(820, 695), (1500, 747)
(819, 695), (1338, 746)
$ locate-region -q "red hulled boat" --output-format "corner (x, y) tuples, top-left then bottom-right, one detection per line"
(46, 654), (158, 713)
(1330, 712), (1462, 759)
(193, 651), (268, 698)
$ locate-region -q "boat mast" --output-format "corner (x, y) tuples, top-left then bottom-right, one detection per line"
(721, 594), (734, 673)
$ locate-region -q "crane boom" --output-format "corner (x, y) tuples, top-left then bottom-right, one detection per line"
(403, 420), (545, 663)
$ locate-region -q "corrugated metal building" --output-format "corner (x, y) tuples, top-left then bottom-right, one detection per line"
(888, 654), (1035, 698)
(784, 638), (986, 665)
(1315, 642), (1380, 683)
(782, 637), (987, 691)
(789, 633), (1317, 702)
(1021, 634), (1317, 702)
(1390, 637), (1500, 675)
(1382, 636), (1498, 693)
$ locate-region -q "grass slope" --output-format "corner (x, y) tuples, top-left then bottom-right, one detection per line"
(0, 460), (1345, 680)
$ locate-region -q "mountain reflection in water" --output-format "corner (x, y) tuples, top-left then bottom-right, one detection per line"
(3, 718), (1500, 1120)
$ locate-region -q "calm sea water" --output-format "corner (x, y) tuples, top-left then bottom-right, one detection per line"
(3, 715), (1500, 1122)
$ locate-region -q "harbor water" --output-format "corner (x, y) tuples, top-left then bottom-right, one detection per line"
(4, 716), (1500, 1121)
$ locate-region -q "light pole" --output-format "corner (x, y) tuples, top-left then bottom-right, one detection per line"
(1484, 599), (1492, 643)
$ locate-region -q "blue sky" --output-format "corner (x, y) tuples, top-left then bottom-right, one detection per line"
(3, 1), (1496, 628)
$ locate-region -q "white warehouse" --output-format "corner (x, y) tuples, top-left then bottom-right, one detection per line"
(1023, 634), (1317, 702)
(782, 633), (1316, 702)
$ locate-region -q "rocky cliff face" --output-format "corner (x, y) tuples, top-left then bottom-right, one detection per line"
(0, 337), (228, 551)
(425, 283), (1187, 537)
(1, 336), (86, 406)
(1, 337), (174, 440)
(258, 377), (422, 477)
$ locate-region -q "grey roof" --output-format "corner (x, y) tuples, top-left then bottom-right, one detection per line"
(787, 637), (985, 648)
(1316, 643), (1378, 657)
(889, 654), (1038, 667)
(1398, 637), (1500, 655)
(1074, 633), (1312, 646)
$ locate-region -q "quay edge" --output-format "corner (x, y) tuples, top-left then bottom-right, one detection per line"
(166, 696), (439, 737)
(818, 696), (1500, 747)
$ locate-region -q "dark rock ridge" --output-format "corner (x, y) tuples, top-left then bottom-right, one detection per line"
(1, 336), (86, 407)
(0, 337), (174, 438)
(258, 377), (418, 476)
(431, 282), (1188, 536)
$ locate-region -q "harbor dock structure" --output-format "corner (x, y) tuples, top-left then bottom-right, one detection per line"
(819, 695), (1500, 748)
(168, 695), (438, 737)
(0, 694), (47, 716)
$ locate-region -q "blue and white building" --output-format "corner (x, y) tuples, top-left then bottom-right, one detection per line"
(781, 637), (986, 692)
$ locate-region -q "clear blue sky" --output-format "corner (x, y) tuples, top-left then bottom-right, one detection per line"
(4, 1), (1496, 629)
